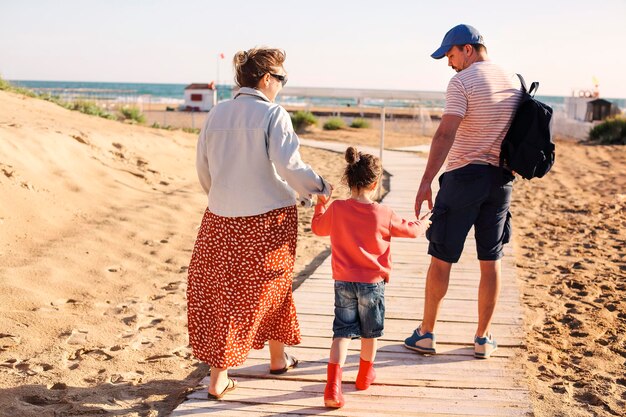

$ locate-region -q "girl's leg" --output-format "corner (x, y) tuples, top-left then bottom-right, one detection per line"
(356, 338), (378, 390)
(208, 367), (230, 396)
(360, 337), (377, 361)
(325, 337), (349, 408)
(329, 337), (351, 366)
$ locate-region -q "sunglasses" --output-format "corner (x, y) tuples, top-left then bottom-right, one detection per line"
(269, 73), (288, 87)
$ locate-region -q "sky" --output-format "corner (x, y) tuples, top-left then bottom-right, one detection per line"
(1, 0), (625, 98)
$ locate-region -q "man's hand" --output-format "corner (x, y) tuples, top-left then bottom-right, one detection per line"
(414, 180), (433, 218)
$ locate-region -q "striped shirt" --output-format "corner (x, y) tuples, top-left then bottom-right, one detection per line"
(443, 61), (522, 172)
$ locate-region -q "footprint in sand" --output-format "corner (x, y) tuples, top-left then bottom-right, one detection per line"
(1, 167), (15, 178)
(130, 336), (154, 351)
(0, 333), (21, 350)
(47, 382), (68, 390)
(66, 329), (89, 345)
(110, 371), (144, 384)
(51, 298), (81, 307)
(172, 346), (193, 360)
(122, 315), (137, 326)
(162, 281), (183, 292)
(137, 317), (163, 331)
(9, 360), (53, 376)
(67, 347), (113, 362)
(71, 134), (89, 145)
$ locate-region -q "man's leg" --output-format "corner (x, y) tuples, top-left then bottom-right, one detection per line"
(420, 256), (453, 333)
(476, 259), (501, 337)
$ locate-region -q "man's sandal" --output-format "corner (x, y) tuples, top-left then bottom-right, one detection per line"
(269, 352), (299, 375)
(207, 378), (238, 400)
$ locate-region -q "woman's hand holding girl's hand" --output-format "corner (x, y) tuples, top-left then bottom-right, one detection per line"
(317, 193), (330, 206)
(317, 183), (333, 206)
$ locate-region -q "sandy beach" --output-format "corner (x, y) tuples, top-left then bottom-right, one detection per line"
(1, 90), (624, 416)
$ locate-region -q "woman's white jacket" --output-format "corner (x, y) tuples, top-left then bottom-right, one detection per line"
(196, 87), (330, 217)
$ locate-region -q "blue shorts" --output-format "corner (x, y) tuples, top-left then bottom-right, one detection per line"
(332, 280), (385, 339)
(427, 164), (514, 264)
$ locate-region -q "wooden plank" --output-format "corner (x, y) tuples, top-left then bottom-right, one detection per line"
(216, 357), (527, 390)
(244, 345), (523, 367)
(190, 377), (530, 402)
(296, 314), (525, 337)
(173, 399), (530, 417)
(245, 336), (519, 359)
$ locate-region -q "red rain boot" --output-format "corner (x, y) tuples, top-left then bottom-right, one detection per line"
(355, 358), (376, 390)
(324, 362), (344, 408)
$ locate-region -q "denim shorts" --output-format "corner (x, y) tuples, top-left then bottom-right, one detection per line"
(427, 164), (514, 263)
(332, 280), (385, 339)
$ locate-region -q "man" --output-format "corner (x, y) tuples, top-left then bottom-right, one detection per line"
(404, 24), (522, 359)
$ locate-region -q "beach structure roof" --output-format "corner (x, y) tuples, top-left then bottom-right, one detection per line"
(586, 98), (614, 121)
(185, 82), (215, 90)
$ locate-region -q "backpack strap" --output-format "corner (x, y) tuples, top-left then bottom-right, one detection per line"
(517, 73), (539, 97)
(516, 74), (528, 93)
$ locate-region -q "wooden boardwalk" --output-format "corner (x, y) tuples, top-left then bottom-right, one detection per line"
(172, 140), (532, 416)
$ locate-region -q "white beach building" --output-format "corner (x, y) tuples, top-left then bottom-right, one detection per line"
(183, 83), (217, 111)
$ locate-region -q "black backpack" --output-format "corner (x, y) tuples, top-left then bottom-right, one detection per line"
(500, 74), (555, 179)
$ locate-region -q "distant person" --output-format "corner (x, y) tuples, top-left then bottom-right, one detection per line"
(404, 24), (523, 359)
(187, 47), (332, 400)
(312, 147), (431, 408)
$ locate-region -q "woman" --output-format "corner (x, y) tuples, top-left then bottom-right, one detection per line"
(187, 47), (332, 400)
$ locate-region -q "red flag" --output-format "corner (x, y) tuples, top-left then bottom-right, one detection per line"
(219, 53), (225, 59)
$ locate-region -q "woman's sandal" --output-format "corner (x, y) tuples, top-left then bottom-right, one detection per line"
(207, 378), (238, 400)
(269, 352), (299, 375)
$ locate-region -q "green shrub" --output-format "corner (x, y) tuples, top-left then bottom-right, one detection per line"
(323, 117), (345, 131)
(0, 77), (12, 91)
(350, 118), (370, 129)
(66, 100), (116, 119)
(588, 117), (626, 145)
(290, 110), (317, 131)
(119, 106), (146, 123)
(0, 76), (37, 97)
(182, 127), (201, 134)
(0, 77), (120, 121)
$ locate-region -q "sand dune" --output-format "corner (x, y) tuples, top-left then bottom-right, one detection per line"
(0, 90), (345, 416)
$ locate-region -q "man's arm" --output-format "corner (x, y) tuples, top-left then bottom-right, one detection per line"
(414, 114), (462, 217)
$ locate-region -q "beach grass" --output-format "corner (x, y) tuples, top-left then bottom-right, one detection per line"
(291, 110), (318, 132)
(589, 117), (626, 144)
(350, 118), (370, 128)
(67, 100), (116, 120)
(120, 106), (146, 124)
(323, 117), (345, 130)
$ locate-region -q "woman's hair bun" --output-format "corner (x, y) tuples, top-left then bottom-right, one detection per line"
(233, 50), (248, 66)
(345, 147), (360, 165)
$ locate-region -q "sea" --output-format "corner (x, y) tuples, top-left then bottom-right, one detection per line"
(9, 80), (626, 113)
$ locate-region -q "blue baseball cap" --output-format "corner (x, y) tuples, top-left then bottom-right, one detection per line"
(431, 24), (484, 59)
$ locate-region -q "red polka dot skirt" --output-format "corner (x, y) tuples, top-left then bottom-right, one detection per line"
(187, 205), (301, 368)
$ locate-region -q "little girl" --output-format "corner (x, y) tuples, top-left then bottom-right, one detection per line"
(312, 147), (431, 408)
